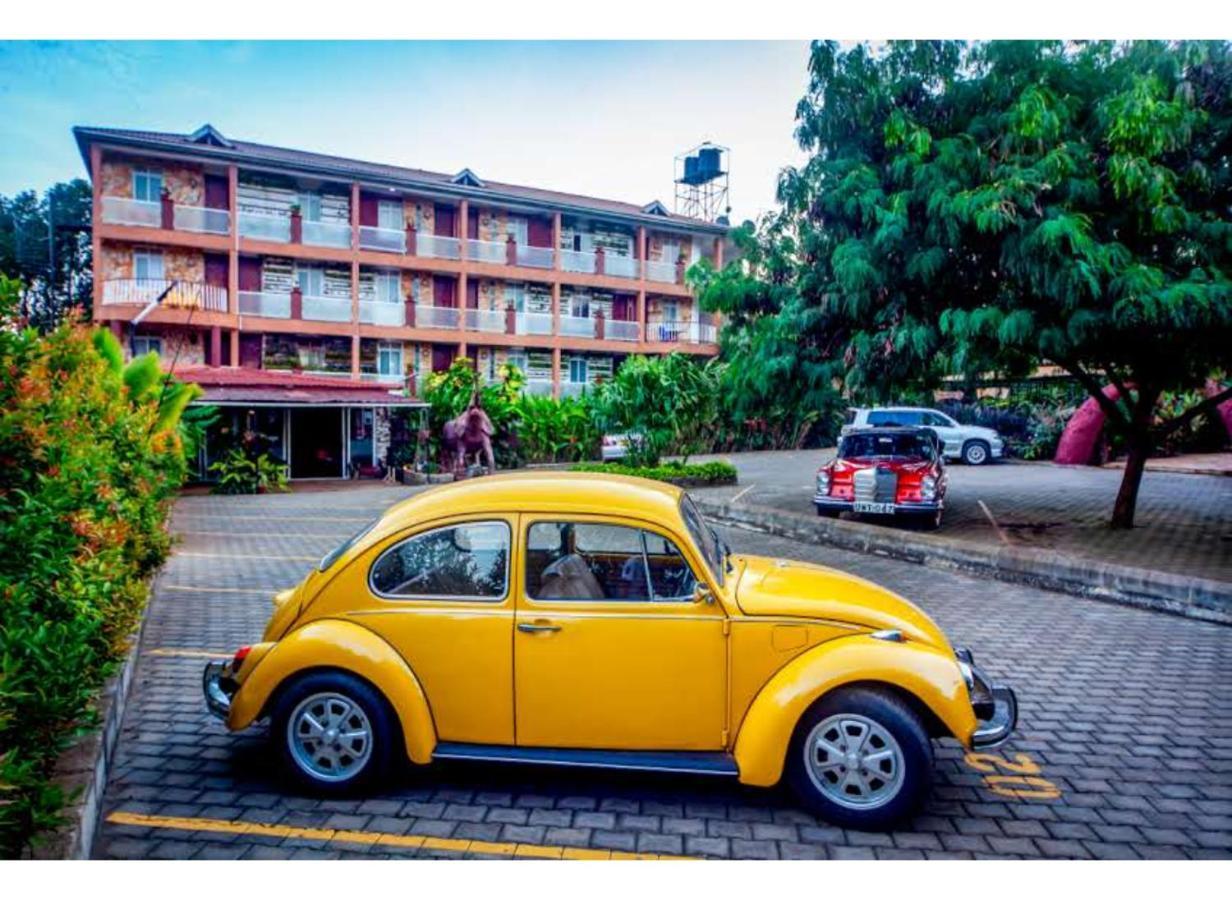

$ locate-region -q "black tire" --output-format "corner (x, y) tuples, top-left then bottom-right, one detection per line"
(916, 508), (943, 530)
(816, 506), (840, 518)
(269, 670), (398, 796)
(962, 440), (991, 466)
(785, 686), (933, 831)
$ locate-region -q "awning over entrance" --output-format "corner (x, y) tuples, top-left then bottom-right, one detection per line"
(172, 365), (428, 409)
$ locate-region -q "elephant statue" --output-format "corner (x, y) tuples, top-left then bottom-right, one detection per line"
(442, 393), (496, 477)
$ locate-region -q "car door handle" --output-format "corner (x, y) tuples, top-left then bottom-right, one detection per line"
(517, 621), (561, 634)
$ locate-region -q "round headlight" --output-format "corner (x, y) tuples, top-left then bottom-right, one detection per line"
(921, 475), (937, 499)
(816, 470), (830, 493)
(957, 660), (975, 692)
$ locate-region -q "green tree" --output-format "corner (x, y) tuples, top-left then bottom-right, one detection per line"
(0, 179), (93, 330)
(716, 40), (1232, 528)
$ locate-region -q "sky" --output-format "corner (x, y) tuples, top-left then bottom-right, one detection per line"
(0, 41), (812, 222)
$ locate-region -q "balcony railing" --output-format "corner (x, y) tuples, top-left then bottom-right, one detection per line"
(101, 197), (161, 228)
(359, 300), (405, 327)
(467, 239), (506, 265)
(646, 319), (719, 344)
(102, 278), (227, 312)
(516, 312), (554, 336)
(604, 254), (639, 279)
(302, 295), (352, 323)
(238, 291), (291, 318)
(465, 308), (507, 333)
(239, 211), (291, 243)
(525, 378), (554, 397)
(560, 381), (588, 398)
(607, 319), (640, 342)
(303, 220), (353, 249)
(417, 234), (461, 260)
(645, 259), (679, 283)
(560, 249), (597, 274)
(359, 226), (406, 254)
(697, 321), (719, 344)
(516, 245), (554, 269)
(173, 205), (230, 235)
(415, 305), (459, 329)
(559, 314), (595, 338)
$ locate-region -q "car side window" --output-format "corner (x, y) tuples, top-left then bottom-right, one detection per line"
(370, 521), (509, 600)
(923, 412), (948, 427)
(525, 521), (699, 603)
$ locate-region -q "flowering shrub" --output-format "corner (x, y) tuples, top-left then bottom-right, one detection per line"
(0, 276), (190, 855)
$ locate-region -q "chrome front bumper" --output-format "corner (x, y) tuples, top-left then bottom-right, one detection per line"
(203, 660), (235, 722)
(813, 494), (943, 514)
(954, 646), (1018, 748)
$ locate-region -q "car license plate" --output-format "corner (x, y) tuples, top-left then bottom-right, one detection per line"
(853, 502), (894, 514)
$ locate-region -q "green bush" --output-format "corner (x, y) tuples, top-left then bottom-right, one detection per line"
(572, 460), (738, 487)
(0, 276), (190, 856)
(209, 448), (289, 495)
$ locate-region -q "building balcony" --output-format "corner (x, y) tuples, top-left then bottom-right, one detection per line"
(467, 238), (507, 265)
(646, 319), (718, 344)
(465, 308), (506, 334)
(100, 197), (162, 228)
(303, 220), (352, 249)
(238, 290), (291, 318)
(560, 381), (588, 398)
(559, 314), (595, 338)
(359, 299), (405, 327)
(603, 253), (639, 280)
(416, 234), (461, 260)
(606, 319), (640, 342)
(173, 205), (230, 235)
(515, 244), (554, 269)
(515, 312), (554, 336)
(239, 210), (291, 243)
(525, 378), (554, 397)
(302, 294), (351, 323)
(359, 225), (406, 254)
(645, 259), (680, 284)
(102, 278), (228, 312)
(414, 304), (460, 329)
(560, 249), (597, 275)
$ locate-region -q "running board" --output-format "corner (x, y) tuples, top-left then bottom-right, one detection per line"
(432, 742), (739, 777)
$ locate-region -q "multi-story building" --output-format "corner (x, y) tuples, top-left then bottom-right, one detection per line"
(74, 124), (727, 478)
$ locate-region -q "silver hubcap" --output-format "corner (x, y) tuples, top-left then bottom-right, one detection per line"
(287, 692), (373, 782)
(967, 445), (986, 463)
(804, 714), (905, 810)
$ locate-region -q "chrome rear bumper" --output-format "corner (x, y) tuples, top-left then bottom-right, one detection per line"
(203, 660), (235, 722)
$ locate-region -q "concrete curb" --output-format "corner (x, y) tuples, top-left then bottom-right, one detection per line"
(696, 499), (1232, 626)
(32, 592), (150, 859)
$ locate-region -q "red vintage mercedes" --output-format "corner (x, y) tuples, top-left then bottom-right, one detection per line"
(814, 427), (948, 528)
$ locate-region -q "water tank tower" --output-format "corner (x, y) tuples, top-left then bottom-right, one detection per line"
(674, 142), (730, 222)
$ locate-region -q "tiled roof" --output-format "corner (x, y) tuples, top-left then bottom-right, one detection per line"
(172, 365), (426, 407)
(74, 124), (726, 233)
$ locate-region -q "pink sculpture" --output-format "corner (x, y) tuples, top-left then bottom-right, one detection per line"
(1206, 379), (1232, 440)
(1054, 384), (1123, 465)
(441, 393), (496, 476)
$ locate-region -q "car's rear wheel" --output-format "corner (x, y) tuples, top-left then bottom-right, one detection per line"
(962, 440), (990, 465)
(270, 671), (396, 795)
(785, 686), (933, 830)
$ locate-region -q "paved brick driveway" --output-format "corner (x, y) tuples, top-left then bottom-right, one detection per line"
(693, 451), (1232, 583)
(95, 484), (1232, 859)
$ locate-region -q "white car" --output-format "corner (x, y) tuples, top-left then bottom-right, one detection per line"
(842, 407), (1004, 465)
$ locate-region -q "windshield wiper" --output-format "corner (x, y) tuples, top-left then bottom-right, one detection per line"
(711, 526), (734, 574)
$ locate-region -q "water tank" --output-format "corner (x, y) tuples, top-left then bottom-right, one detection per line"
(682, 155), (700, 184)
(698, 147), (722, 179)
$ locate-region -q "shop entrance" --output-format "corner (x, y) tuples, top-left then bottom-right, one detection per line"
(290, 408), (344, 478)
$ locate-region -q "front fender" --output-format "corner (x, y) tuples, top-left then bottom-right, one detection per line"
(733, 634), (977, 787)
(228, 618), (436, 765)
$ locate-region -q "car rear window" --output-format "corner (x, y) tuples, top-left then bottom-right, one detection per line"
(868, 410), (922, 426)
(319, 519), (378, 572)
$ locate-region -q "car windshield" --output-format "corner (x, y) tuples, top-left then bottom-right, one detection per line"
(839, 432), (934, 461)
(319, 518), (378, 571)
(680, 493), (726, 587)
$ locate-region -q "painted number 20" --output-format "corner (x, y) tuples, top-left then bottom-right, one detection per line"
(964, 751), (1062, 800)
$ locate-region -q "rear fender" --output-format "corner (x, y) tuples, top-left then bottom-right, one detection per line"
(733, 634), (976, 787)
(228, 618), (436, 765)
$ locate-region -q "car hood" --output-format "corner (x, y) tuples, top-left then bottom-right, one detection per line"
(732, 554), (950, 647)
(829, 458), (935, 475)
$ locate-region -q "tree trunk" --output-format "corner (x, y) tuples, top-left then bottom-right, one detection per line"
(1110, 434), (1150, 530)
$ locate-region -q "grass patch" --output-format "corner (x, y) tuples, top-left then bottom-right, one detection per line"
(572, 460), (738, 487)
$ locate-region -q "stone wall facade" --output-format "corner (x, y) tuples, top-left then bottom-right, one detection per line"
(404, 199), (436, 234)
(477, 209), (508, 243)
(99, 153), (203, 204)
(100, 243), (133, 280)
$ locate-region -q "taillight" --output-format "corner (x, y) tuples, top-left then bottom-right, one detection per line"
(231, 646), (252, 672)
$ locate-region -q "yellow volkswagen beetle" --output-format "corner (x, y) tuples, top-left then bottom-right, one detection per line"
(203, 472), (1015, 830)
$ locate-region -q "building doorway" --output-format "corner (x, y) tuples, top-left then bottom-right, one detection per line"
(290, 408), (344, 478)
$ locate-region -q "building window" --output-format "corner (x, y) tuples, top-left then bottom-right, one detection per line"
(133, 170), (162, 203)
(296, 266), (324, 296)
(506, 216), (529, 246)
(569, 294), (590, 319)
(133, 249), (165, 281)
(506, 352), (528, 376)
(661, 240), (680, 263)
(662, 301), (679, 323)
(131, 336), (162, 357)
(377, 341), (403, 378)
(375, 271), (401, 303)
(298, 193), (322, 222)
(506, 283), (526, 312)
(568, 357), (588, 384)
(377, 200), (403, 232)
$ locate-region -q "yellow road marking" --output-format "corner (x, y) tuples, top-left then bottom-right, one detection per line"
(176, 551), (319, 562)
(160, 584), (277, 594)
(146, 648), (231, 659)
(963, 751), (1063, 801)
(106, 811), (693, 860)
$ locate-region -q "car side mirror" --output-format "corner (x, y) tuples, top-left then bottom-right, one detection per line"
(694, 583), (714, 605)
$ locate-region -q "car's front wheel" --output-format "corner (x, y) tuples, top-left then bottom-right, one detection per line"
(270, 671), (396, 795)
(785, 686), (933, 830)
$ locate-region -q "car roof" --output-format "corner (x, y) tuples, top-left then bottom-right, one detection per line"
(377, 471), (686, 533)
(843, 426), (933, 436)
(855, 406), (935, 413)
